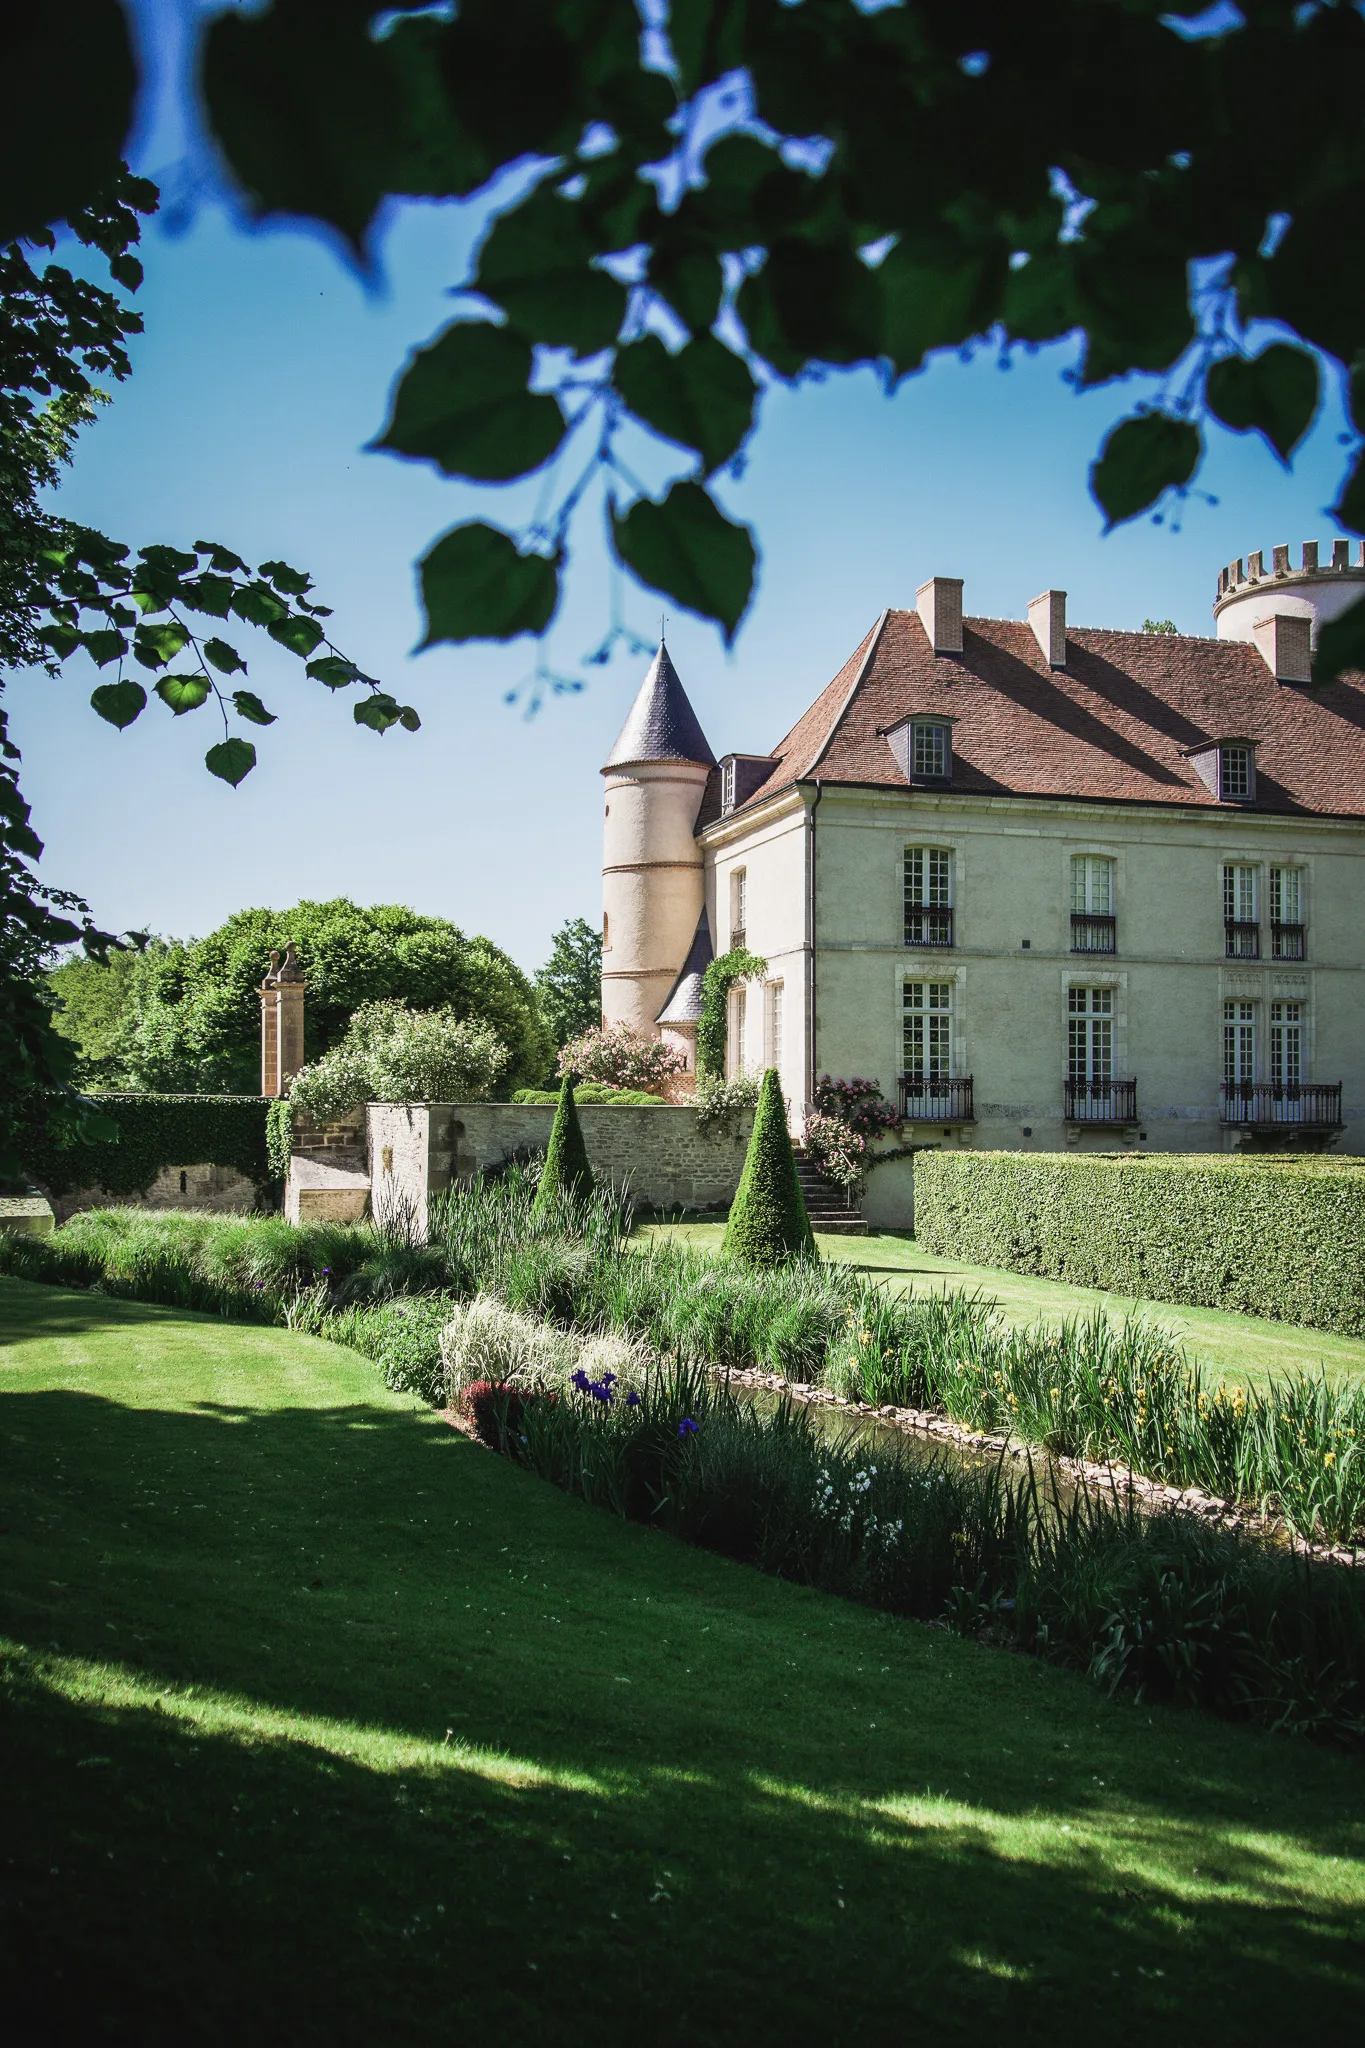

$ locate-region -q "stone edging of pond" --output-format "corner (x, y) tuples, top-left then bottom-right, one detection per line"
(714, 1363), (1365, 1572)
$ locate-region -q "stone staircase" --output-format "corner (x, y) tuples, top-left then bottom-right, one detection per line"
(793, 1146), (869, 1236)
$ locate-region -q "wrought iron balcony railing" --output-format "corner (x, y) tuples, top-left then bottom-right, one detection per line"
(1221, 1082), (1343, 1130)
(899, 1075), (975, 1123)
(905, 906), (954, 948)
(1070, 912), (1116, 954)
(1225, 920), (1260, 959)
(1271, 922), (1306, 960)
(1064, 1077), (1138, 1124)
(730, 927), (746, 952)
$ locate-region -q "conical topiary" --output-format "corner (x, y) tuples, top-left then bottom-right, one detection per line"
(532, 1071), (594, 1213)
(722, 1067), (816, 1267)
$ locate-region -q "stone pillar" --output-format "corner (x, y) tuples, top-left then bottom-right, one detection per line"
(259, 944), (307, 1097)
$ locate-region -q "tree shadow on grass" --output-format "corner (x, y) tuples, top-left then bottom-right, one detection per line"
(2, 1382), (1364, 2043)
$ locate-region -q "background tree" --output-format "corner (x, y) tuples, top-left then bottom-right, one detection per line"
(52, 899), (553, 1096)
(46, 939), (171, 1090)
(534, 916), (602, 1050)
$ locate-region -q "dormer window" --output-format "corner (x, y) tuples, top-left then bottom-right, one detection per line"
(1183, 735), (1258, 804)
(884, 716), (954, 786)
(914, 721), (951, 781)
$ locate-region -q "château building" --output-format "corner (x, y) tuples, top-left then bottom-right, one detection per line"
(601, 541), (1365, 1226)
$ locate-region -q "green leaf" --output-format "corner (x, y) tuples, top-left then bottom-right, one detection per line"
(81, 629), (127, 667)
(645, 240), (725, 336)
(266, 613), (325, 657)
(109, 252), (143, 291)
(38, 624), (82, 661)
(374, 321), (565, 483)
(1089, 413), (1201, 530)
(611, 481), (756, 645)
(258, 559), (312, 595)
(203, 636), (247, 675)
(737, 238), (882, 375)
(132, 620), (191, 671)
(419, 523), (559, 646)
(140, 543), (199, 577)
(879, 241), (1008, 378)
(181, 574), (235, 617)
(154, 673), (212, 715)
(615, 335), (757, 476)
(1333, 447), (1365, 538)
(194, 542), (250, 574)
(474, 186), (627, 356)
(354, 693), (403, 734)
(306, 655), (362, 690)
(230, 582), (288, 628)
(1206, 344), (1320, 464)
(231, 689), (277, 726)
(90, 680), (147, 730)
(399, 705), (422, 733)
(1314, 589), (1365, 686)
(205, 738), (257, 787)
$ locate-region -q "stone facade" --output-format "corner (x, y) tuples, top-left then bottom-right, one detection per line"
(367, 1101), (751, 1229)
(44, 1161), (263, 1225)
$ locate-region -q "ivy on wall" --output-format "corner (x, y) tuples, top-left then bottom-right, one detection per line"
(265, 1099), (294, 1184)
(696, 949), (767, 1081)
(20, 1094), (275, 1201)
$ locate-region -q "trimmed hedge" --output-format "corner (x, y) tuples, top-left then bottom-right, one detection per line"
(532, 1074), (593, 1212)
(21, 1093), (274, 1202)
(914, 1150), (1365, 1336)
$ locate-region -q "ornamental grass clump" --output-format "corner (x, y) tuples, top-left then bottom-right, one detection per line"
(531, 1072), (594, 1215)
(722, 1068), (814, 1268)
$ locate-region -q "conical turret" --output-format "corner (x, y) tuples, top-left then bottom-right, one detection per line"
(601, 642), (715, 1048)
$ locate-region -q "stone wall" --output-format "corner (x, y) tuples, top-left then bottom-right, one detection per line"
(45, 1161), (263, 1225)
(367, 1101), (752, 1224)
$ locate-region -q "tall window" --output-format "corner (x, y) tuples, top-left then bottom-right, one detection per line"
(1067, 987), (1113, 1084)
(1070, 855), (1113, 915)
(732, 985), (747, 1075)
(1224, 1000), (1256, 1086)
(1270, 865), (1306, 958)
(1223, 863), (1259, 958)
(731, 868), (747, 945)
(1219, 744), (1254, 801)
(602, 912), (609, 952)
(1270, 1000), (1304, 1087)
(903, 981), (952, 1079)
(767, 982), (783, 1069)
(721, 759), (736, 813)
(913, 722), (950, 780)
(904, 846), (952, 946)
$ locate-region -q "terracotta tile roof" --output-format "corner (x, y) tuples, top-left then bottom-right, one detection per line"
(718, 609), (1365, 821)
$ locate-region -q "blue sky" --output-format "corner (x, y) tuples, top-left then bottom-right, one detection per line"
(9, 1), (1358, 973)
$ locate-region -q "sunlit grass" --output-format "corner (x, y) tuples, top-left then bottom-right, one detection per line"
(3, 1276), (1365, 2037)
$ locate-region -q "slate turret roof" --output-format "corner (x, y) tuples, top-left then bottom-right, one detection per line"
(709, 609), (1365, 822)
(655, 908), (714, 1027)
(603, 642), (716, 771)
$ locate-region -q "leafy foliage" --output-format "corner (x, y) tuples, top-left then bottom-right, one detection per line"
(555, 1020), (685, 1095)
(1205, 343), (1320, 464)
(533, 915), (602, 1051)
(692, 1070), (760, 1139)
(697, 947), (767, 1081)
(288, 999), (509, 1120)
(532, 1073), (593, 1214)
(722, 1067), (814, 1269)
(1090, 413), (1201, 532)
(18, 1091), (273, 1202)
(62, 898), (552, 1097)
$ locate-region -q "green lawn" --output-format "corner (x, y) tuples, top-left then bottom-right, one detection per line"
(638, 1222), (1365, 1392)
(2, 1275), (1364, 2041)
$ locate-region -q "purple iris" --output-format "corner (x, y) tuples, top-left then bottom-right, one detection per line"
(626, 1391), (641, 1408)
(678, 1417), (698, 1438)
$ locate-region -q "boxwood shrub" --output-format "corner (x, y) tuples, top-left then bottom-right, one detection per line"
(914, 1150), (1365, 1336)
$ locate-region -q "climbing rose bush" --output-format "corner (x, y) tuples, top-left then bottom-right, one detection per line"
(803, 1112), (867, 1192)
(289, 1000), (508, 1118)
(556, 1022), (686, 1094)
(812, 1076), (901, 1140)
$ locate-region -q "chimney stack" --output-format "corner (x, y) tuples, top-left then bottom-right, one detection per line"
(915, 576), (963, 655)
(260, 944), (306, 1097)
(1252, 613), (1313, 685)
(1027, 589), (1067, 668)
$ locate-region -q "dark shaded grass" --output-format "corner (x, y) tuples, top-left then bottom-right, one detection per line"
(2, 1279), (1365, 2043)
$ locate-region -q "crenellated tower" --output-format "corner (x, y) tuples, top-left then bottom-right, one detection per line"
(600, 642), (715, 1052)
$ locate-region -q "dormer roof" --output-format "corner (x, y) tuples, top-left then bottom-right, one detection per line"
(603, 642), (716, 771)
(655, 907), (713, 1026)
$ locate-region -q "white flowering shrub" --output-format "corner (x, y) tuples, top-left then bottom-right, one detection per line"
(692, 1070), (760, 1137)
(289, 1000), (509, 1118)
